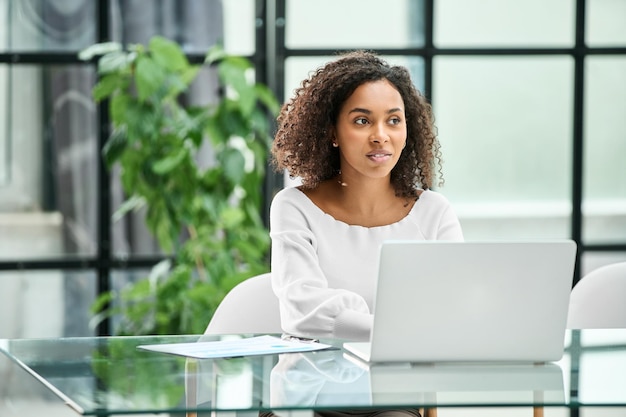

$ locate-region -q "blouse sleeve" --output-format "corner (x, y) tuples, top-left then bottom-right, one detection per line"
(436, 198), (465, 241)
(415, 190), (465, 241)
(269, 189), (373, 342)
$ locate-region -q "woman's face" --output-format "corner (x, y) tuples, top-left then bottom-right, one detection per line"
(334, 79), (407, 182)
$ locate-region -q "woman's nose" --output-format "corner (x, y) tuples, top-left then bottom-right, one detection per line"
(370, 125), (389, 143)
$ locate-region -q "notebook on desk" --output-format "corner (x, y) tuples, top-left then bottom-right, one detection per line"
(343, 240), (577, 364)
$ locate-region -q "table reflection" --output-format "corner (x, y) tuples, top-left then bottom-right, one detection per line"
(570, 331), (626, 405)
(265, 350), (565, 409)
(270, 351), (370, 407)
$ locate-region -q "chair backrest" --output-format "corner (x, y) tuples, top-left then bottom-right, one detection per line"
(567, 262), (626, 329)
(203, 272), (283, 335)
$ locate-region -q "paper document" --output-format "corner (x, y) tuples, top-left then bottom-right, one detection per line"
(137, 335), (332, 359)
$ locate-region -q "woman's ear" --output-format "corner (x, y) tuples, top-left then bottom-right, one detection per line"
(330, 128), (338, 147)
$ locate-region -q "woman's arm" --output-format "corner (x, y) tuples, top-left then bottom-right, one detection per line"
(269, 189), (373, 341)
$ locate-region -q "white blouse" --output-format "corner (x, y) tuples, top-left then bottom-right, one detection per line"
(269, 186), (464, 341)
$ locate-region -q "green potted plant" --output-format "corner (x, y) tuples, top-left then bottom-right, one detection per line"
(80, 36), (280, 335)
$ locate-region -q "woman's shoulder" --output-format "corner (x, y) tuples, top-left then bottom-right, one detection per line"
(270, 186), (317, 215)
(271, 186), (306, 205)
(418, 189), (453, 206)
(270, 186), (329, 232)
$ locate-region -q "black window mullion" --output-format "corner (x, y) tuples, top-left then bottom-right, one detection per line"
(263, 0), (287, 209)
(423, 0), (434, 101)
(96, 0), (112, 336)
(571, 0), (586, 287)
(568, 2), (587, 415)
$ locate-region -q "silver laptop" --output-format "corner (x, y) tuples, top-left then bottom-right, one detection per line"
(343, 240), (577, 363)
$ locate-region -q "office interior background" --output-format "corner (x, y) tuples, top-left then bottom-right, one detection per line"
(0, 0), (625, 342)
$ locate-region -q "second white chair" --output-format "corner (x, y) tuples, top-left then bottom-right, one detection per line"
(567, 261), (626, 329)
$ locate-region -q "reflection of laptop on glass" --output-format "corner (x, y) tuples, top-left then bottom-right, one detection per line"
(365, 362), (565, 406)
(343, 240), (577, 363)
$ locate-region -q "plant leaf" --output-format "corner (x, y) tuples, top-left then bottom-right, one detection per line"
(219, 59), (255, 116)
(148, 259), (173, 290)
(149, 36), (189, 72)
(218, 102), (248, 137)
(221, 207), (245, 228)
(102, 129), (128, 167)
(113, 195), (146, 222)
(93, 74), (123, 101)
(109, 94), (131, 127)
(254, 84), (281, 115)
(180, 65), (201, 86)
(220, 148), (246, 185)
(205, 44), (227, 64)
(78, 42), (122, 61)
(90, 291), (115, 314)
(205, 116), (227, 147)
(98, 51), (131, 74)
(152, 148), (187, 175)
(135, 55), (166, 101)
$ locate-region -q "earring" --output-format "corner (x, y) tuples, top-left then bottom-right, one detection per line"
(332, 142), (338, 147)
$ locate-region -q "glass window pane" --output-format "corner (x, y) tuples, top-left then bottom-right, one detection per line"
(433, 56), (574, 240)
(583, 56), (626, 244)
(0, 65), (45, 213)
(223, 0), (256, 56)
(0, 66), (7, 185)
(0, 64), (98, 259)
(0, 270), (96, 338)
(434, 0), (575, 48)
(109, 0), (226, 54)
(0, 0), (96, 52)
(286, 0), (425, 49)
(582, 252), (626, 278)
(586, 0), (626, 46)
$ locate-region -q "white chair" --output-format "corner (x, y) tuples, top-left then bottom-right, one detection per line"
(203, 272), (283, 335)
(567, 262), (626, 329)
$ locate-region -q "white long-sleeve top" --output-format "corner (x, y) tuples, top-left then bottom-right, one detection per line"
(269, 186), (464, 342)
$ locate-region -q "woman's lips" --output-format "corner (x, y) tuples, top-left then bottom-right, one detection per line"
(366, 151), (392, 163)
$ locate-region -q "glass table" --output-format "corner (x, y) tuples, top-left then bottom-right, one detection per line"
(1, 329), (625, 416)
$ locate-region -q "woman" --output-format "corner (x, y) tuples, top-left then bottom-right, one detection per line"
(269, 51), (464, 343)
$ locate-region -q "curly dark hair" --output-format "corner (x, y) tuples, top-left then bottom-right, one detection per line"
(271, 50), (443, 198)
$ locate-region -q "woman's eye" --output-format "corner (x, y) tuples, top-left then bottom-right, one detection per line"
(355, 117), (369, 125)
(389, 117), (401, 125)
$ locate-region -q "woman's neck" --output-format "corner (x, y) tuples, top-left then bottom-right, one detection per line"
(303, 175), (413, 227)
(334, 174), (398, 215)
